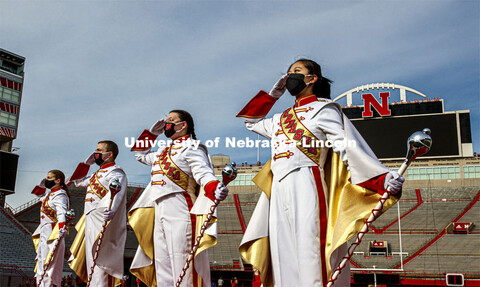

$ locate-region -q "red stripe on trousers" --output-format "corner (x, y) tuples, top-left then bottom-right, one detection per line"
(182, 192), (198, 287)
(312, 166), (328, 287)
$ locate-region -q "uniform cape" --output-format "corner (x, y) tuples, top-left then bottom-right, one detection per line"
(68, 192), (127, 287)
(238, 112), (401, 286)
(32, 221), (69, 273)
(128, 183), (218, 287)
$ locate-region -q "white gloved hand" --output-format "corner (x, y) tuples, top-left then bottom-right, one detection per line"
(59, 228), (68, 238)
(83, 152), (95, 165)
(384, 171), (405, 194)
(268, 74), (288, 99)
(215, 182), (229, 201)
(39, 178), (46, 188)
(149, 119), (166, 136)
(103, 208), (115, 221)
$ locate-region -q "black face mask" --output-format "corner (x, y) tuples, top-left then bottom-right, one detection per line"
(94, 152), (105, 166)
(164, 122), (176, 138)
(164, 122), (184, 138)
(44, 179), (56, 189)
(286, 73), (309, 96)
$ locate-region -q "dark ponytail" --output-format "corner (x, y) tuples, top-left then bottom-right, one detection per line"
(169, 109), (197, 140)
(288, 58), (333, 99)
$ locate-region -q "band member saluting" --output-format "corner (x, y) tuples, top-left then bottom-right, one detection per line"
(237, 58), (405, 286)
(68, 140), (127, 287)
(32, 170), (70, 287)
(128, 109), (228, 287)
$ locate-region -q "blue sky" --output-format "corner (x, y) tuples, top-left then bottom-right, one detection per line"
(1, 0), (479, 207)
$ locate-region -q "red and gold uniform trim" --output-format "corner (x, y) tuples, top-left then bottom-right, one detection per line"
(151, 180), (167, 186)
(87, 171), (110, 200)
(273, 151), (294, 161)
(40, 187), (62, 222)
(294, 94), (317, 107)
(151, 169), (166, 176)
(156, 146), (189, 190)
(280, 106), (321, 165)
(236, 90), (278, 119)
(131, 129), (158, 151)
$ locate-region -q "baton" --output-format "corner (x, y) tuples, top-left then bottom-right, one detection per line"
(175, 163), (238, 287)
(327, 128), (432, 286)
(86, 179), (122, 287)
(37, 209), (75, 287)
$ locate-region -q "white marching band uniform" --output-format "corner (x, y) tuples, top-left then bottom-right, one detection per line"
(68, 162), (127, 287)
(32, 186), (69, 287)
(129, 134), (220, 287)
(237, 92), (400, 287)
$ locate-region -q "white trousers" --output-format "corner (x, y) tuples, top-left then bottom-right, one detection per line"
(269, 166), (351, 287)
(269, 167), (325, 287)
(154, 192), (193, 287)
(35, 223), (65, 287)
(85, 210), (112, 287)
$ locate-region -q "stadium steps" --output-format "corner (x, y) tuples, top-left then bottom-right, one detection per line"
(209, 192), (260, 268)
(351, 188), (480, 271)
(11, 197), (41, 216)
(395, 190), (480, 269)
(370, 188), (419, 229)
(0, 206), (36, 280)
(372, 188), (424, 234)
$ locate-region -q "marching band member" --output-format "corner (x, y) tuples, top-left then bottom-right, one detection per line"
(128, 109), (228, 287)
(68, 140), (127, 287)
(237, 59), (405, 286)
(32, 170), (70, 287)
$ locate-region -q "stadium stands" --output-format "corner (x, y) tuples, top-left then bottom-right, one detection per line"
(4, 183), (479, 286)
(349, 186), (480, 286)
(0, 206), (36, 286)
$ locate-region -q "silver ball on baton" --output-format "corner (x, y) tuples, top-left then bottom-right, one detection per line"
(66, 209), (76, 221)
(109, 179), (122, 193)
(222, 162), (238, 185)
(405, 128), (433, 166)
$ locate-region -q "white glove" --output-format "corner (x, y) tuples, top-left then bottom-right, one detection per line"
(83, 152), (95, 165)
(268, 74), (288, 99)
(39, 178), (46, 188)
(215, 182), (229, 201)
(103, 208), (115, 221)
(384, 171), (405, 194)
(149, 119), (166, 136)
(59, 228), (68, 238)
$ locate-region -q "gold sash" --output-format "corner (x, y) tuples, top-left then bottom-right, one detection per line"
(88, 172), (109, 199)
(155, 146), (189, 190)
(280, 107), (321, 165)
(41, 193), (57, 222)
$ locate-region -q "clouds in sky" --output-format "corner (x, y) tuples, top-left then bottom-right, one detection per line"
(1, 0), (478, 207)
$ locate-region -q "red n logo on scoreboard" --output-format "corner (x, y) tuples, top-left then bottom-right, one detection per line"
(362, 92), (391, 117)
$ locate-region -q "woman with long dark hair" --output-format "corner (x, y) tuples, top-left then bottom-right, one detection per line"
(237, 58), (405, 286)
(128, 109), (229, 287)
(32, 169), (70, 287)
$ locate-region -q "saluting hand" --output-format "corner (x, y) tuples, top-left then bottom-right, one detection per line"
(269, 74), (288, 99)
(83, 152), (96, 166)
(150, 119), (166, 136)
